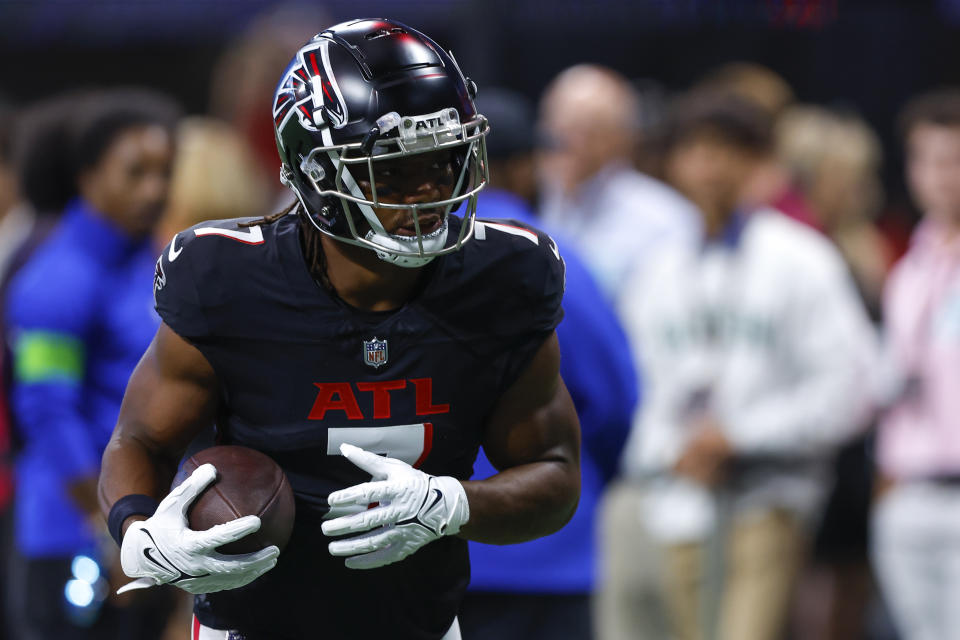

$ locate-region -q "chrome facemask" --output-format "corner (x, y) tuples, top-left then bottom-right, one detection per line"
(295, 109), (489, 267)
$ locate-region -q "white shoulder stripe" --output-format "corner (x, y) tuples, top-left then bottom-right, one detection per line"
(476, 221), (539, 245)
(193, 225), (264, 245)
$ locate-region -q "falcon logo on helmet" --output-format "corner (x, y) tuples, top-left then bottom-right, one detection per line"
(273, 42), (348, 136)
(272, 18), (489, 268)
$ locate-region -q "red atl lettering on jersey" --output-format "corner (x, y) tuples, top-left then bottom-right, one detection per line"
(308, 383), (363, 420)
(308, 378), (450, 420)
(410, 378), (450, 415)
(356, 380), (407, 419)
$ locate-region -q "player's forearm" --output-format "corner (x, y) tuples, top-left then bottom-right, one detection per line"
(98, 430), (180, 527)
(458, 457), (580, 544)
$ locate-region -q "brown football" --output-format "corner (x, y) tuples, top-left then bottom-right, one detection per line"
(172, 445), (295, 555)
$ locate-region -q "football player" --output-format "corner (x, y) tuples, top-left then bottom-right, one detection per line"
(98, 18), (580, 640)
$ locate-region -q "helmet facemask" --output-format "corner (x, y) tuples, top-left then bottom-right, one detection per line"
(293, 108), (489, 268)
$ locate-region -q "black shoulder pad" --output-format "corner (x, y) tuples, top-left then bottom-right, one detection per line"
(154, 218), (270, 338)
(471, 218), (565, 335)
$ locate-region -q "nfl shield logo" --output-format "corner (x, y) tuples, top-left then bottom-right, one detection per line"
(363, 337), (388, 369)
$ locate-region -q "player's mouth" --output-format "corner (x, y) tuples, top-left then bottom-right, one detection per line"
(394, 213), (443, 237)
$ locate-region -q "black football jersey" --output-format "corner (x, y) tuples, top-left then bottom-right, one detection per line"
(153, 213), (564, 640)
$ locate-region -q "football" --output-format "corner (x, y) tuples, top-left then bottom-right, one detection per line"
(172, 445), (295, 555)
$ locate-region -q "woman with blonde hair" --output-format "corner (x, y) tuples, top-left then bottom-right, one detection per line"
(157, 116), (271, 245)
(776, 105), (892, 314)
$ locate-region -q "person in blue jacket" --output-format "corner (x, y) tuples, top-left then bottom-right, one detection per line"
(458, 89), (638, 639)
(4, 89), (179, 639)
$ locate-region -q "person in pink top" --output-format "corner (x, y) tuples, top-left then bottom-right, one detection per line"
(873, 88), (960, 640)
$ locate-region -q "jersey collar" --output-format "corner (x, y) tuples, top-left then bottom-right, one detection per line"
(278, 213), (455, 320)
(702, 209), (749, 251)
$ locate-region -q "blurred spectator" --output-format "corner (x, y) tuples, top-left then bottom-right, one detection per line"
(458, 89), (637, 640)
(873, 88), (960, 640)
(618, 92), (874, 640)
(157, 116), (270, 244)
(0, 94), (73, 640)
(2, 94), (77, 286)
(695, 62), (823, 233)
(775, 105), (891, 640)
(208, 3), (330, 204)
(536, 64), (693, 640)
(695, 62), (795, 120)
(777, 106), (894, 317)
(537, 64), (700, 301)
(629, 78), (672, 179)
(0, 97), (18, 640)
(0, 100), (28, 287)
(4, 89), (180, 639)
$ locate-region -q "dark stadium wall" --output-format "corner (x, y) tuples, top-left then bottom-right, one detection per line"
(0, 0), (956, 209)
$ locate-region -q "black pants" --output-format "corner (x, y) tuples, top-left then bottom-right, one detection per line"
(458, 592), (592, 640)
(813, 433), (874, 562)
(6, 552), (177, 640)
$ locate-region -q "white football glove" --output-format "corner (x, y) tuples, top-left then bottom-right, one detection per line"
(321, 443), (470, 570)
(118, 463), (280, 595)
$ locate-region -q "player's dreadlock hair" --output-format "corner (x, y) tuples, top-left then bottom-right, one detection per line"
(240, 202), (333, 293)
(239, 201), (297, 227)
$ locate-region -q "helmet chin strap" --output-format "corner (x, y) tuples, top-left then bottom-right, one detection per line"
(352, 186), (448, 268)
(364, 219), (449, 268)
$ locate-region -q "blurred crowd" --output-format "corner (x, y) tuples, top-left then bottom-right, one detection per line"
(1, 8), (959, 640)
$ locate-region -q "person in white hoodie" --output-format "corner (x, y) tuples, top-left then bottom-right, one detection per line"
(537, 64), (699, 640)
(618, 92), (875, 640)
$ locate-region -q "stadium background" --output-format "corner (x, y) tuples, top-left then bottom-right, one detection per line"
(1, 0), (958, 210)
(1, 2), (959, 639)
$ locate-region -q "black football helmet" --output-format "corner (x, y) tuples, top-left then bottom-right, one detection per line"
(273, 18), (489, 267)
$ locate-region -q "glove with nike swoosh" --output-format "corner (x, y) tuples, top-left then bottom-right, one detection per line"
(322, 443), (470, 569)
(118, 463), (280, 595)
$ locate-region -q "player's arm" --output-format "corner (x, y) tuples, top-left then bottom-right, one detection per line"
(98, 322), (278, 594)
(459, 331), (580, 544)
(98, 322), (219, 523)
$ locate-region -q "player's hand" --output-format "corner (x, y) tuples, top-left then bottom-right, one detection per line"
(322, 443), (469, 570)
(117, 463), (280, 595)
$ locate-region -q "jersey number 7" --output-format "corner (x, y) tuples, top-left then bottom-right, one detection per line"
(323, 423), (433, 519)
